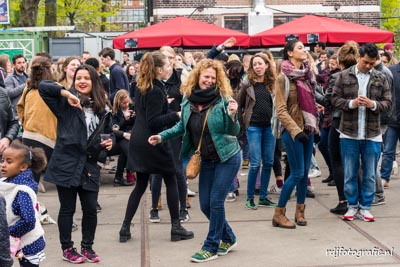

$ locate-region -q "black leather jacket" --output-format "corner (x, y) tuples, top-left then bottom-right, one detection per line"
(0, 87), (19, 143)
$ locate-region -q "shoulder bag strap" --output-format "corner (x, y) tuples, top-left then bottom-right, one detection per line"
(195, 108), (211, 152)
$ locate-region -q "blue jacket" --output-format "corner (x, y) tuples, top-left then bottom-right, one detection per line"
(159, 97), (240, 163)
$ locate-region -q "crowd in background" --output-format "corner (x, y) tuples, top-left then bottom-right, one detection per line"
(0, 38), (399, 265)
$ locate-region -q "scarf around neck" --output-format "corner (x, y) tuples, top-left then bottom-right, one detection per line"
(281, 60), (318, 134)
(188, 85), (220, 105)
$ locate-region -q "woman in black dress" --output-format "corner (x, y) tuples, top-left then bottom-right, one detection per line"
(119, 51), (193, 243)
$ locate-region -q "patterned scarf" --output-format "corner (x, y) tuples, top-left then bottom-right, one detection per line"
(281, 60), (319, 134)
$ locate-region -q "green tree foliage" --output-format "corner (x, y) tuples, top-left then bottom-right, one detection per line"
(7, 0), (120, 31)
(381, 0), (400, 53)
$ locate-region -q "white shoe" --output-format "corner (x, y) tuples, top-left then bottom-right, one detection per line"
(187, 188), (196, 197)
(225, 192), (236, 202)
(309, 168), (321, 178)
(268, 184), (282, 194)
(392, 161), (398, 175)
(356, 209), (375, 222)
(342, 207), (358, 221)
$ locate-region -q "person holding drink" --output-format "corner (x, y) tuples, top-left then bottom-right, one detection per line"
(39, 64), (113, 263)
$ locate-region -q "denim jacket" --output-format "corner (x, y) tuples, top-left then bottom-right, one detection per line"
(159, 97), (241, 163)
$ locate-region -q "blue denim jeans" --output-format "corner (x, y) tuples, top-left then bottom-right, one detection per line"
(340, 138), (380, 210)
(246, 126), (276, 200)
(380, 126), (400, 182)
(278, 130), (314, 207)
(199, 151), (241, 254)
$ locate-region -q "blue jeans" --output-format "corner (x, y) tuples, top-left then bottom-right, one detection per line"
(380, 126), (400, 182)
(340, 139), (380, 210)
(199, 151), (241, 254)
(278, 130), (314, 207)
(246, 126), (276, 200)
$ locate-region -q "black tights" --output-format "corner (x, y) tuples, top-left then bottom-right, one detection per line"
(328, 126), (346, 201)
(123, 172), (179, 224)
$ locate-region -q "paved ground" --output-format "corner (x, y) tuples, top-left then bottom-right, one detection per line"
(28, 152), (400, 267)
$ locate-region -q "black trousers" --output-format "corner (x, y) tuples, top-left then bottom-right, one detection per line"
(123, 171), (180, 225)
(56, 185), (98, 250)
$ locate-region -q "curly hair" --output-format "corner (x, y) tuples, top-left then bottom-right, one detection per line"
(246, 53), (276, 92)
(181, 58), (232, 98)
(27, 56), (54, 90)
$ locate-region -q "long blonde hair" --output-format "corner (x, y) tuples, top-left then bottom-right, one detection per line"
(181, 59), (232, 98)
(112, 89), (131, 114)
(136, 51), (167, 94)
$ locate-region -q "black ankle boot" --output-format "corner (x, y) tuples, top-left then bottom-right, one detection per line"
(171, 219), (194, 242)
(322, 175), (333, 183)
(330, 202), (348, 215)
(119, 222), (132, 243)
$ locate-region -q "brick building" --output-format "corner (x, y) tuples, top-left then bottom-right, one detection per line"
(151, 0), (381, 33)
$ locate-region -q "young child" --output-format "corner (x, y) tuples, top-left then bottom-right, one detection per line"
(0, 140), (47, 267)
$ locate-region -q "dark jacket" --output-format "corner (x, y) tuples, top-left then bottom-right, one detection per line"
(39, 81), (113, 192)
(0, 194), (13, 267)
(165, 69), (183, 112)
(109, 63), (129, 102)
(127, 79), (180, 175)
(388, 63), (400, 128)
(4, 70), (28, 114)
(375, 62), (394, 126)
(0, 87), (19, 142)
(332, 65), (392, 139)
(112, 106), (135, 141)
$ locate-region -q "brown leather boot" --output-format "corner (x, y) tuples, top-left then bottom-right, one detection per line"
(295, 204), (307, 226)
(272, 207), (296, 229)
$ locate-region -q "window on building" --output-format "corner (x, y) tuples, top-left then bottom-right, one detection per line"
(273, 16), (302, 27)
(224, 16), (248, 33)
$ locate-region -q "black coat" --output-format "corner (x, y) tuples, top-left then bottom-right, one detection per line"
(127, 79), (179, 175)
(0, 87), (19, 142)
(39, 81), (113, 192)
(112, 106), (135, 141)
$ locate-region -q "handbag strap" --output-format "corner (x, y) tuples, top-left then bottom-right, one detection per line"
(195, 108), (211, 152)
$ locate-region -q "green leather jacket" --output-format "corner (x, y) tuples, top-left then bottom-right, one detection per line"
(159, 97), (241, 163)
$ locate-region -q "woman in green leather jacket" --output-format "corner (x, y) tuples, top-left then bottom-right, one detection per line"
(149, 59), (241, 263)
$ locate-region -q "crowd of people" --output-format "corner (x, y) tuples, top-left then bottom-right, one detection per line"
(0, 38), (398, 265)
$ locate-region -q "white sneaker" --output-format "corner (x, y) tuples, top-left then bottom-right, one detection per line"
(357, 209), (375, 222)
(269, 184), (282, 194)
(342, 207), (358, 221)
(187, 188), (196, 197)
(309, 168), (321, 178)
(225, 192), (236, 202)
(392, 161), (398, 175)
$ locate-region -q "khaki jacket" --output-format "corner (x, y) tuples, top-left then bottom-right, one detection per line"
(275, 73), (305, 140)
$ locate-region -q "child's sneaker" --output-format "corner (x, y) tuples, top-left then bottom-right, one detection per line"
(81, 247), (100, 263)
(191, 249), (218, 263)
(62, 247), (87, 264)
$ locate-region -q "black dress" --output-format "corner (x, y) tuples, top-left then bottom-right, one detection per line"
(127, 79), (180, 175)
